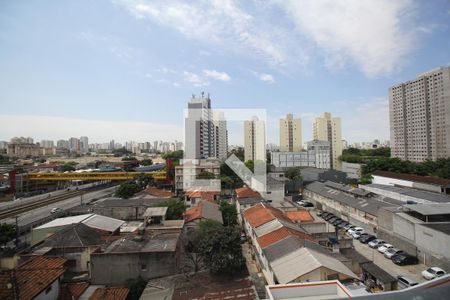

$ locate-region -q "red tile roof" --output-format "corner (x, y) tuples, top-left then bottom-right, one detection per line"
(59, 282), (90, 300)
(89, 287), (129, 300)
(243, 203), (290, 228)
(143, 187), (173, 198)
(257, 226), (315, 249)
(6, 256), (67, 300)
(185, 190), (220, 203)
(286, 210), (314, 223)
(235, 187), (262, 199)
(373, 170), (450, 186)
(185, 203), (202, 222)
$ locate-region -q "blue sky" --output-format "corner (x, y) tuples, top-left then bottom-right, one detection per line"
(1, 0), (450, 145)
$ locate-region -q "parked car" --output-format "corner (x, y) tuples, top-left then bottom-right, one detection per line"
(422, 267), (447, 280)
(316, 211), (324, 217)
(357, 233), (370, 240)
(328, 217), (338, 223)
(397, 275), (419, 289)
(50, 207), (63, 214)
(359, 234), (377, 244)
(378, 243), (394, 254)
(351, 230), (364, 239)
(324, 214), (335, 221)
(368, 239), (385, 249)
(344, 224), (356, 231)
(348, 227), (363, 235)
(332, 219), (343, 226)
(392, 254), (419, 266)
(384, 248), (405, 259)
(321, 212), (331, 219)
(337, 221), (349, 229)
(301, 201), (314, 208)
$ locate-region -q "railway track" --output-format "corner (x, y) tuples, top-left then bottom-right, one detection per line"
(0, 189), (89, 220)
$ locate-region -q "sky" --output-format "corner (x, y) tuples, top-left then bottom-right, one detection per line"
(1, 0), (450, 146)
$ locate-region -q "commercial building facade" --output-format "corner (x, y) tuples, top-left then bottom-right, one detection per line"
(271, 140), (330, 169)
(389, 66), (450, 162)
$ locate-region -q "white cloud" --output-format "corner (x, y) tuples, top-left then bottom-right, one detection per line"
(277, 0), (417, 77)
(0, 115), (182, 143)
(183, 71), (209, 87)
(259, 73), (275, 83)
(203, 69), (231, 81)
(114, 0), (307, 68)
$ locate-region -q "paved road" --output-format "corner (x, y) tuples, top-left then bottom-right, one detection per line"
(2, 185), (117, 227)
(352, 235), (426, 283)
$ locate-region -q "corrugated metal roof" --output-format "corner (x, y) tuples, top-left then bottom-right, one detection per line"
(263, 236), (306, 262)
(253, 219), (284, 237)
(35, 214), (93, 229)
(373, 170), (450, 186)
(271, 247), (357, 284)
(363, 184), (450, 203)
(404, 203), (450, 215)
(306, 182), (401, 216)
(82, 214), (125, 232)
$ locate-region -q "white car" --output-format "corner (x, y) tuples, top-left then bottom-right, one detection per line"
(50, 207), (63, 214)
(351, 230), (364, 239)
(348, 227), (363, 235)
(377, 243), (394, 254)
(368, 239), (385, 249)
(384, 248), (405, 259)
(422, 267), (446, 280)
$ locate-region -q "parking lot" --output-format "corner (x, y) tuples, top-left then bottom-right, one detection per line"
(352, 234), (427, 284)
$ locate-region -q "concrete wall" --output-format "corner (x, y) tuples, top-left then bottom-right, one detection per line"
(342, 162), (362, 179)
(415, 224), (450, 263)
(91, 251), (179, 285)
(91, 206), (147, 220)
(301, 222), (327, 234)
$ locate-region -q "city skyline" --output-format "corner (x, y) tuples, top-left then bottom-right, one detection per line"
(1, 1), (450, 144)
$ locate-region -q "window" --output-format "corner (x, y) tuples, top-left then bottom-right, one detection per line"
(141, 264), (147, 271)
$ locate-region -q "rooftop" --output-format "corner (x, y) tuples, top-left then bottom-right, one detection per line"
(34, 213), (125, 232)
(285, 210), (314, 222)
(325, 181), (371, 197)
(0, 257), (67, 300)
(237, 197), (262, 206)
(421, 223), (450, 235)
(235, 187), (262, 199)
(404, 203), (450, 216)
(362, 184), (450, 203)
(94, 197), (168, 207)
(103, 232), (180, 253)
(36, 223), (103, 249)
(142, 187), (173, 198)
(89, 287), (129, 300)
(267, 280), (352, 300)
(373, 170), (450, 186)
(243, 203), (291, 228)
(185, 200), (223, 224)
(306, 182), (401, 216)
(144, 207), (168, 217)
(257, 226), (314, 249)
(59, 282), (90, 300)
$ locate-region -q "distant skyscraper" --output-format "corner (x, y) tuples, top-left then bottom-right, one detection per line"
(279, 113), (302, 152)
(244, 116), (266, 162)
(389, 66), (450, 162)
(80, 136), (89, 153)
(313, 112), (342, 170)
(41, 140), (54, 148)
(68, 137), (80, 153)
(110, 139), (115, 150)
(213, 111), (228, 160)
(57, 139), (69, 149)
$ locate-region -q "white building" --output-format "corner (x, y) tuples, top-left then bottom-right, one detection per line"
(68, 137), (80, 153)
(313, 112), (343, 170)
(271, 140), (330, 169)
(280, 113), (302, 152)
(80, 136), (89, 153)
(244, 116), (266, 162)
(40, 140), (54, 148)
(390, 66), (450, 162)
(174, 158), (221, 191)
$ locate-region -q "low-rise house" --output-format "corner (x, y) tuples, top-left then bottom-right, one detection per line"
(31, 214), (124, 245)
(141, 187), (174, 198)
(184, 189), (220, 206)
(90, 197), (171, 220)
(90, 233), (182, 285)
(59, 282), (90, 300)
(88, 287), (129, 300)
(0, 256), (67, 300)
(21, 223), (103, 273)
(235, 186), (262, 199)
(185, 200), (223, 229)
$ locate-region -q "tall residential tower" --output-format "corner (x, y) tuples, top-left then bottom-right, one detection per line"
(389, 66), (450, 162)
(279, 114), (302, 152)
(313, 112), (342, 170)
(244, 116), (266, 162)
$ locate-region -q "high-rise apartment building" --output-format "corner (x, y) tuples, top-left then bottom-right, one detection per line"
(244, 116), (266, 162)
(69, 137), (80, 153)
(213, 111), (228, 161)
(280, 113), (302, 152)
(389, 66), (450, 162)
(313, 112), (342, 170)
(57, 139), (69, 149)
(41, 140), (54, 148)
(185, 93), (227, 160)
(80, 136), (89, 153)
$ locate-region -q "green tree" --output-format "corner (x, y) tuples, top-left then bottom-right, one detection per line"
(0, 223), (16, 245)
(140, 159), (153, 166)
(229, 147), (244, 161)
(125, 276), (147, 300)
(136, 173), (154, 189)
(122, 156), (137, 161)
(60, 161), (78, 172)
(162, 150), (184, 160)
(115, 181), (141, 199)
(219, 201), (238, 226)
(197, 225), (245, 274)
(153, 199), (186, 220)
(197, 171), (216, 180)
(284, 167), (301, 180)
